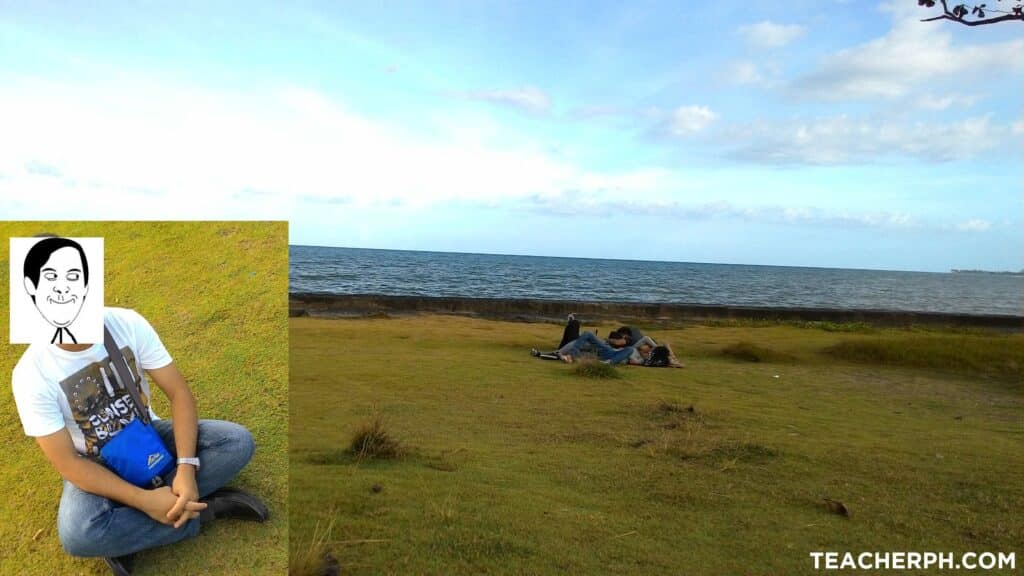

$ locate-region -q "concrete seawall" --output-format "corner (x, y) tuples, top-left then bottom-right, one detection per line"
(289, 293), (1024, 330)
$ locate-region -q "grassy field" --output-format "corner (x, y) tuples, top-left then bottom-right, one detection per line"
(0, 222), (289, 575)
(290, 314), (1022, 575)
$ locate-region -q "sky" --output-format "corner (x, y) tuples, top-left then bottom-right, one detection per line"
(0, 1), (1021, 272)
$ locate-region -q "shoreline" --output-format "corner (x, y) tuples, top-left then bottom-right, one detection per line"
(289, 293), (1024, 330)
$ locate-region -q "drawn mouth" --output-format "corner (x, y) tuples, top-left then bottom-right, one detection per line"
(46, 296), (78, 305)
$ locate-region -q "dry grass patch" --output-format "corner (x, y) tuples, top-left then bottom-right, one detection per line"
(351, 416), (407, 460)
(289, 519), (338, 576)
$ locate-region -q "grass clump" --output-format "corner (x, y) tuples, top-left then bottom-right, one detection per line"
(351, 416), (407, 460)
(798, 321), (875, 333)
(824, 334), (1023, 382)
(289, 519), (338, 576)
(570, 358), (622, 379)
(721, 341), (795, 363)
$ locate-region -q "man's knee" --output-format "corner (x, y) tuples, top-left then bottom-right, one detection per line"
(57, 505), (102, 557)
(199, 420), (256, 464)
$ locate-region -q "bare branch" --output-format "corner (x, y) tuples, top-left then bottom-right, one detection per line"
(920, 1), (1024, 26)
(920, 12), (1024, 25)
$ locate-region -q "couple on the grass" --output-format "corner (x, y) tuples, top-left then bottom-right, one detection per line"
(11, 237), (269, 576)
(531, 314), (684, 368)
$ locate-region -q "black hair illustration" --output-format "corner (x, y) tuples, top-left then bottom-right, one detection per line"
(24, 237), (90, 300)
(22, 236), (91, 344)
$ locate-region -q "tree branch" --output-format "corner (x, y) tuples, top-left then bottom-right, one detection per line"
(920, 12), (1024, 25)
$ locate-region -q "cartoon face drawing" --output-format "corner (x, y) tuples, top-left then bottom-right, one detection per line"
(22, 238), (90, 343)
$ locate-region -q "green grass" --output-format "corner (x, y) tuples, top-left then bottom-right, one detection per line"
(290, 315), (1023, 575)
(824, 334), (1023, 384)
(570, 358), (622, 379)
(0, 222), (289, 575)
(721, 341), (796, 363)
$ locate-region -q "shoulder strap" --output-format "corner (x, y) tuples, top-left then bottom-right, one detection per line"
(103, 325), (151, 424)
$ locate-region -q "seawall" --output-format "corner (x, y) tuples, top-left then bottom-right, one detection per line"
(289, 293), (1024, 330)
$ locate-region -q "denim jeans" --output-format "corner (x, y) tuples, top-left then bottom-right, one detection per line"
(565, 332), (634, 364)
(57, 419), (255, 558)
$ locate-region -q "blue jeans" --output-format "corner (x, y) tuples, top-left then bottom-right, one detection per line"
(566, 332), (634, 364)
(57, 419), (255, 558)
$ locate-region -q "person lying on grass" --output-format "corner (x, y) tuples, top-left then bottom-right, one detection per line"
(13, 303), (269, 576)
(531, 315), (683, 367)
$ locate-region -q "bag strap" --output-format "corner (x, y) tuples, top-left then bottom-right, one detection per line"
(103, 325), (151, 424)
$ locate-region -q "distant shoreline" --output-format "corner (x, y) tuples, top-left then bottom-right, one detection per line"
(951, 269), (1024, 276)
(289, 293), (1024, 329)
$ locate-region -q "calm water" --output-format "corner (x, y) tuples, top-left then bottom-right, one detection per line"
(290, 245), (1023, 316)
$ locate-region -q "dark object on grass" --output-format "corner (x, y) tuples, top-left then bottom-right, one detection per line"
(350, 416), (406, 460)
(558, 316), (581, 348)
(104, 554), (134, 576)
(823, 498), (849, 517)
(571, 358), (622, 379)
(644, 346), (672, 367)
(200, 486), (270, 523)
(371, 483), (383, 493)
(320, 553), (340, 576)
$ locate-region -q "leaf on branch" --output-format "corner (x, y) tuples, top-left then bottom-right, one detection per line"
(918, 0), (936, 6)
(953, 3), (969, 17)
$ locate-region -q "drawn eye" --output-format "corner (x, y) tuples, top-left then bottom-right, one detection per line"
(67, 272), (80, 281)
(44, 272), (57, 281)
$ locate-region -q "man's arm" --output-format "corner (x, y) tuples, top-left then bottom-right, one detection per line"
(147, 362), (202, 524)
(35, 429), (203, 528)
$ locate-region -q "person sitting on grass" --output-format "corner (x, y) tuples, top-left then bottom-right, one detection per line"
(13, 296), (269, 575)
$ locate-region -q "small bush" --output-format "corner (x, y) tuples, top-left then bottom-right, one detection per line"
(571, 358), (622, 379)
(289, 519), (337, 576)
(350, 416), (406, 460)
(721, 341), (795, 363)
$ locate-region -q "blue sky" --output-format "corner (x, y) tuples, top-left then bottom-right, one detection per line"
(0, 1), (1021, 271)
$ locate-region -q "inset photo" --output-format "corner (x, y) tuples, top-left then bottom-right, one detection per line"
(1, 222), (288, 575)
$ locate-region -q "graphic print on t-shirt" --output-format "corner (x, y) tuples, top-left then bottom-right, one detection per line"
(58, 346), (149, 456)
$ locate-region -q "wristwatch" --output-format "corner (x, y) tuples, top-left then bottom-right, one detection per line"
(177, 457), (201, 471)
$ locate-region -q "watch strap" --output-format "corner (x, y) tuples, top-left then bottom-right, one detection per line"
(177, 457), (201, 470)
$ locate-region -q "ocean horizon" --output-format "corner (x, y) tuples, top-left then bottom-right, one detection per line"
(290, 245), (1024, 317)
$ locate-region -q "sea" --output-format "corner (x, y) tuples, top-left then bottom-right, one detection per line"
(289, 245), (1024, 317)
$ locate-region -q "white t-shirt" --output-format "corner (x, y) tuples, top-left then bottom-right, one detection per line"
(12, 307), (173, 457)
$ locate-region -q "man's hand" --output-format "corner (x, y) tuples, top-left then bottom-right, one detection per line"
(168, 467), (205, 528)
(139, 486), (204, 527)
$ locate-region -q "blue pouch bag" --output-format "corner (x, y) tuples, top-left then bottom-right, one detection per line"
(98, 326), (174, 488)
(99, 418), (174, 487)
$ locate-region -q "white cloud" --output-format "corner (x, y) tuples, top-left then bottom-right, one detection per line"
(726, 61), (764, 86)
(792, 7), (1024, 100)
(520, 195), (958, 232)
(918, 94), (982, 111)
(720, 114), (1004, 165)
(669, 105), (717, 136)
(737, 21), (805, 48)
(956, 219), (991, 232)
(1013, 118), (1024, 135)
(451, 86), (551, 114)
(0, 78), (681, 218)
